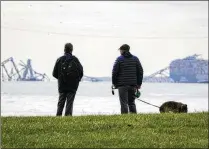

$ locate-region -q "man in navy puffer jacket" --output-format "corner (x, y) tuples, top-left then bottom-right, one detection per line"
(112, 44), (143, 114)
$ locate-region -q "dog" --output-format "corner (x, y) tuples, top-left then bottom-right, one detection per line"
(159, 101), (188, 113)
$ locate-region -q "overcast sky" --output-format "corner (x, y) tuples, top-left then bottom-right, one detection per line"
(1, 1), (208, 78)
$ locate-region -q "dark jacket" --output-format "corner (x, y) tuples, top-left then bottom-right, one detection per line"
(112, 51), (143, 88)
(53, 53), (83, 93)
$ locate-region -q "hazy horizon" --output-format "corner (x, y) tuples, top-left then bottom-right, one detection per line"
(1, 1), (208, 78)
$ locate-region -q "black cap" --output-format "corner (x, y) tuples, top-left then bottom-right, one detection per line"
(119, 44), (130, 51)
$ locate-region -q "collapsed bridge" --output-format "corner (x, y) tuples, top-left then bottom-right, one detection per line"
(1, 57), (50, 81)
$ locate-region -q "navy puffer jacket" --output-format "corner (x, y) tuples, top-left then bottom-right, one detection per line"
(112, 51), (143, 88)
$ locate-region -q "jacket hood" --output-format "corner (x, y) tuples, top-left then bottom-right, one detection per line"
(64, 53), (73, 60)
(122, 51), (133, 58)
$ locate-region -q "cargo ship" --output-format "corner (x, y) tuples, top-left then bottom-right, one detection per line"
(169, 54), (208, 83)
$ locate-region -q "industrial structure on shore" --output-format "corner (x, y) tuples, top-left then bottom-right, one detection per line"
(1, 54), (208, 83)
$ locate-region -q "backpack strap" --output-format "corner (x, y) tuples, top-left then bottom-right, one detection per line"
(71, 57), (81, 80)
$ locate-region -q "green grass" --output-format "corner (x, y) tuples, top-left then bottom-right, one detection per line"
(1, 112), (208, 148)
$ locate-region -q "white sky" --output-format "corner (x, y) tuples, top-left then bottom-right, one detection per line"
(1, 1), (208, 78)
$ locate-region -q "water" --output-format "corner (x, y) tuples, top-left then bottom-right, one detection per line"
(1, 81), (208, 116)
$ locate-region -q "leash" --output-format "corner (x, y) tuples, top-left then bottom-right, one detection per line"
(111, 86), (160, 108)
(136, 98), (160, 108)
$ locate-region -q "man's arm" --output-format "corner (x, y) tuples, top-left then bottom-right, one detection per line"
(52, 58), (60, 79)
(112, 58), (120, 87)
(136, 57), (144, 88)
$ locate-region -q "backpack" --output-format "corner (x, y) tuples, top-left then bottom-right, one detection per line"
(60, 57), (80, 82)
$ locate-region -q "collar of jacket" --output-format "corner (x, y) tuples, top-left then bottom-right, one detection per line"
(64, 53), (72, 56)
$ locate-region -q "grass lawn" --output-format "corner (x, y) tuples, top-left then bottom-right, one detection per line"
(1, 112), (208, 148)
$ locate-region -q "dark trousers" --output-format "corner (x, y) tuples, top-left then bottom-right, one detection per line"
(118, 86), (137, 114)
(56, 92), (76, 116)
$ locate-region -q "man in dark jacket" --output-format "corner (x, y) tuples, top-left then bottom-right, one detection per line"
(112, 44), (143, 114)
(53, 43), (83, 116)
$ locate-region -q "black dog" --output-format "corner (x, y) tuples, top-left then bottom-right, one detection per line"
(159, 101), (188, 113)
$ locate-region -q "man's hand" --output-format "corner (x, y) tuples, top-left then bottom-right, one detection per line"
(111, 85), (115, 95)
(112, 85), (116, 89)
(136, 85), (141, 89)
